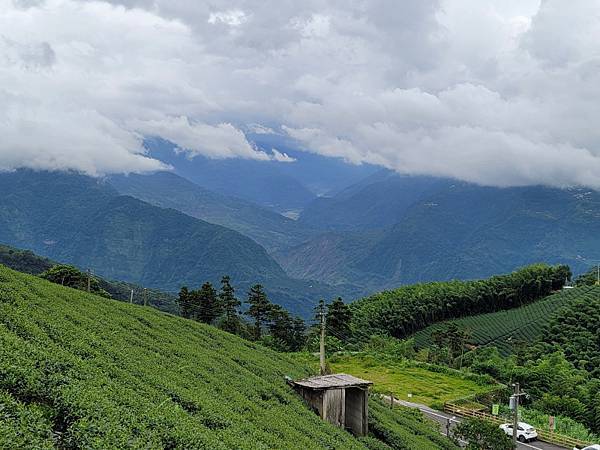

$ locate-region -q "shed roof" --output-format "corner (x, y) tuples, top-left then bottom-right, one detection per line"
(292, 373), (373, 390)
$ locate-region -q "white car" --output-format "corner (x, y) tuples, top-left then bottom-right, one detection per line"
(573, 445), (600, 450)
(499, 422), (538, 442)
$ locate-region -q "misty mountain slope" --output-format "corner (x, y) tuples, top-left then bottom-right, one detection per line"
(282, 180), (600, 291)
(247, 132), (379, 195)
(298, 171), (446, 231)
(145, 138), (316, 212)
(109, 172), (317, 253)
(0, 170), (335, 315)
(273, 230), (385, 291)
(359, 184), (600, 282)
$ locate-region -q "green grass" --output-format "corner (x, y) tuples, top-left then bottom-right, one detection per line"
(296, 354), (496, 408)
(0, 265), (456, 449)
(411, 287), (596, 355)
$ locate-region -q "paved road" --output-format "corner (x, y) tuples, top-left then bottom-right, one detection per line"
(384, 396), (566, 450)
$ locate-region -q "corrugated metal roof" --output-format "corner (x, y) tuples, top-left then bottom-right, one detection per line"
(292, 373), (372, 390)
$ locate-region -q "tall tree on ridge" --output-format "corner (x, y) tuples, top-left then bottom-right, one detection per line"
(326, 297), (352, 342)
(178, 286), (193, 319)
(219, 276), (241, 334)
(197, 282), (219, 324)
(246, 284), (272, 340)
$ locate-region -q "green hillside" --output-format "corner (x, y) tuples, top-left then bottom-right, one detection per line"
(109, 172), (317, 253)
(0, 265), (456, 449)
(535, 286), (600, 378)
(412, 286), (595, 355)
(350, 264), (569, 340)
(0, 243), (54, 274)
(274, 230), (385, 292)
(0, 242), (179, 314)
(287, 179), (600, 291)
(298, 172), (443, 231)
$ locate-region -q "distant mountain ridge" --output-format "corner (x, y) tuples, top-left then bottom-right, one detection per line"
(143, 136), (377, 212)
(298, 170), (446, 231)
(144, 138), (315, 212)
(109, 171), (317, 253)
(283, 173), (600, 292)
(0, 170), (342, 316)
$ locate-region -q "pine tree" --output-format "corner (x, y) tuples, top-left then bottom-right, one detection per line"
(178, 286), (193, 319)
(290, 317), (307, 351)
(326, 297), (352, 342)
(266, 305), (307, 351)
(267, 304), (292, 350)
(246, 284), (272, 340)
(196, 282), (219, 324)
(218, 276), (241, 334)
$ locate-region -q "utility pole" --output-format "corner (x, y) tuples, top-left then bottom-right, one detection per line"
(319, 309), (326, 375)
(510, 383), (528, 445)
(129, 289), (134, 304)
(143, 288), (148, 307)
(597, 264), (599, 285)
(512, 382), (519, 445)
(87, 268), (91, 293)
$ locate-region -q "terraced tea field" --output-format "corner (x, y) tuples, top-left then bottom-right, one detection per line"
(412, 286), (596, 355)
(0, 265), (456, 449)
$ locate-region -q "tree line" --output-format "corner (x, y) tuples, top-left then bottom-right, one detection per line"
(350, 263), (571, 340)
(39, 264), (111, 298)
(177, 277), (353, 353)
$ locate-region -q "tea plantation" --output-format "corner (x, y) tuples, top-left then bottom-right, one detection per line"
(412, 286), (595, 355)
(0, 265), (456, 449)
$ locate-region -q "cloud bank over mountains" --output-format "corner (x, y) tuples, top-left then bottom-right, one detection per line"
(3, 0), (600, 188)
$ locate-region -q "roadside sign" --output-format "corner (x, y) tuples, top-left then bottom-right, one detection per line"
(491, 404), (499, 415)
(407, 393), (413, 398)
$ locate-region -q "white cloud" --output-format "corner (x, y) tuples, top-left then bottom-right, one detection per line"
(3, 0), (600, 188)
(208, 9), (248, 26)
(131, 117), (270, 160)
(245, 123), (276, 135)
(0, 0), (265, 176)
(271, 148), (296, 163)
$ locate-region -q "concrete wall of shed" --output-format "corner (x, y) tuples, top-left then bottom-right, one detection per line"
(345, 387), (368, 436)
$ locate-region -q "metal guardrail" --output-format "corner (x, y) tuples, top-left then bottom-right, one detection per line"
(444, 402), (593, 448)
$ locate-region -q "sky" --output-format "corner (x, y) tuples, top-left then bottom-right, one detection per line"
(2, 0), (600, 188)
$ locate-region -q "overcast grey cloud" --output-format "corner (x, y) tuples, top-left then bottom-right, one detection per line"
(2, 0), (600, 187)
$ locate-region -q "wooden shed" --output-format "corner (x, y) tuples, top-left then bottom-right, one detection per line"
(289, 373), (372, 436)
